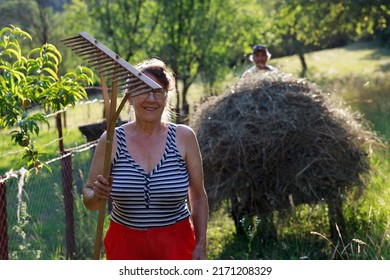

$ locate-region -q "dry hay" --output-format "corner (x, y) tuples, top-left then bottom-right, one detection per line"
(191, 73), (383, 216)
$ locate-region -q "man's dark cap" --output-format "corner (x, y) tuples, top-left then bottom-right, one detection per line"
(252, 44), (268, 54)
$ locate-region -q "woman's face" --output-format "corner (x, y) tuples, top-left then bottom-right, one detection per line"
(129, 72), (167, 123)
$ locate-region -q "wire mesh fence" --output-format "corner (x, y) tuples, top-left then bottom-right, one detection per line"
(0, 143), (106, 260)
(0, 95), (128, 260)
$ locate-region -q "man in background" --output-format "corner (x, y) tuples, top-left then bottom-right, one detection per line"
(242, 44), (277, 78)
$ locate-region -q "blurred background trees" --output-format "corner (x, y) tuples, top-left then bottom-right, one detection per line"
(1, 0), (388, 119)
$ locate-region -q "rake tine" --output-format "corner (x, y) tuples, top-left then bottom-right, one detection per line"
(108, 77), (128, 86)
(74, 48), (101, 57)
(125, 85), (149, 94)
(102, 79), (129, 89)
(100, 64), (128, 74)
(120, 80), (144, 89)
(114, 79), (135, 88)
(89, 58), (114, 67)
(78, 52), (106, 62)
(61, 36), (88, 43)
(60, 38), (84, 46)
(116, 78), (139, 88)
(60, 34), (83, 43)
(119, 78), (140, 89)
(61, 39), (85, 46)
(93, 62), (117, 71)
(87, 54), (112, 63)
(63, 40), (92, 48)
(67, 44), (95, 53)
(103, 68), (129, 78)
(122, 76), (139, 84)
(104, 69), (128, 78)
(128, 87), (154, 98)
(124, 83), (150, 93)
(72, 44), (99, 51)
(77, 53), (104, 62)
(122, 79), (148, 88)
(76, 52), (101, 59)
(86, 53), (108, 62)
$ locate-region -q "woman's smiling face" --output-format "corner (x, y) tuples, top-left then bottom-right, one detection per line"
(130, 72), (167, 123)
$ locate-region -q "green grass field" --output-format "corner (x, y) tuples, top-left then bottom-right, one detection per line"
(2, 41), (389, 259)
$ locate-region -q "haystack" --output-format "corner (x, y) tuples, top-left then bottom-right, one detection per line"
(192, 73), (382, 223)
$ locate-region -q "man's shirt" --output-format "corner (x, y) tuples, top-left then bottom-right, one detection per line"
(242, 64), (277, 78)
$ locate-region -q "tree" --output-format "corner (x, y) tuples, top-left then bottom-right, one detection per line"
(198, 0), (270, 95)
(0, 0), (93, 73)
(270, 0), (349, 76)
(56, 0), (98, 74)
(0, 0), (60, 46)
(335, 0), (390, 43)
(156, 0), (245, 120)
(0, 26), (93, 171)
(270, 0), (390, 76)
(84, 0), (161, 62)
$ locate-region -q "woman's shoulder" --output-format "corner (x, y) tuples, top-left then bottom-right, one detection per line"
(174, 124), (198, 152)
(171, 123), (196, 137)
(115, 122), (133, 135)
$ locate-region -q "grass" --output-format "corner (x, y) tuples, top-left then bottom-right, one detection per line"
(6, 148), (99, 260)
(2, 40), (390, 260)
(272, 41), (390, 80)
(206, 154), (390, 260)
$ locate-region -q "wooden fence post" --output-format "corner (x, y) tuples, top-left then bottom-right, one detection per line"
(0, 179), (8, 260)
(56, 113), (75, 259)
(60, 152), (75, 259)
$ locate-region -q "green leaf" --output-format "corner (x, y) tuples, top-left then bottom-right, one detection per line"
(0, 27), (12, 38)
(44, 52), (60, 65)
(43, 43), (62, 63)
(3, 48), (21, 60)
(42, 67), (58, 80)
(27, 48), (42, 59)
(10, 25), (32, 41)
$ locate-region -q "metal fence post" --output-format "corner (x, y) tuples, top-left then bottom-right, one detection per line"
(0, 179), (8, 260)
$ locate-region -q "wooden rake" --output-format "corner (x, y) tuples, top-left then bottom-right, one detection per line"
(61, 32), (162, 260)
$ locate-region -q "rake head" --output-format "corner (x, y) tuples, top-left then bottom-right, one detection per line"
(60, 31), (162, 98)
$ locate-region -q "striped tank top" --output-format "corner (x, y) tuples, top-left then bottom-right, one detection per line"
(109, 123), (190, 229)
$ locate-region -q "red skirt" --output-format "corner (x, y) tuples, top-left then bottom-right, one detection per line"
(104, 217), (196, 260)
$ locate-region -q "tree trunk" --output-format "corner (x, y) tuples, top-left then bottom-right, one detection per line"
(298, 53), (307, 77)
(181, 83), (190, 124)
(172, 56), (181, 123)
(36, 0), (49, 44)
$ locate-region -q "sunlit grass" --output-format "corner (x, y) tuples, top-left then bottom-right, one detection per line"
(272, 41), (390, 79)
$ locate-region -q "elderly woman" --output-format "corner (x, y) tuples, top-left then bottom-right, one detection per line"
(83, 58), (208, 260)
